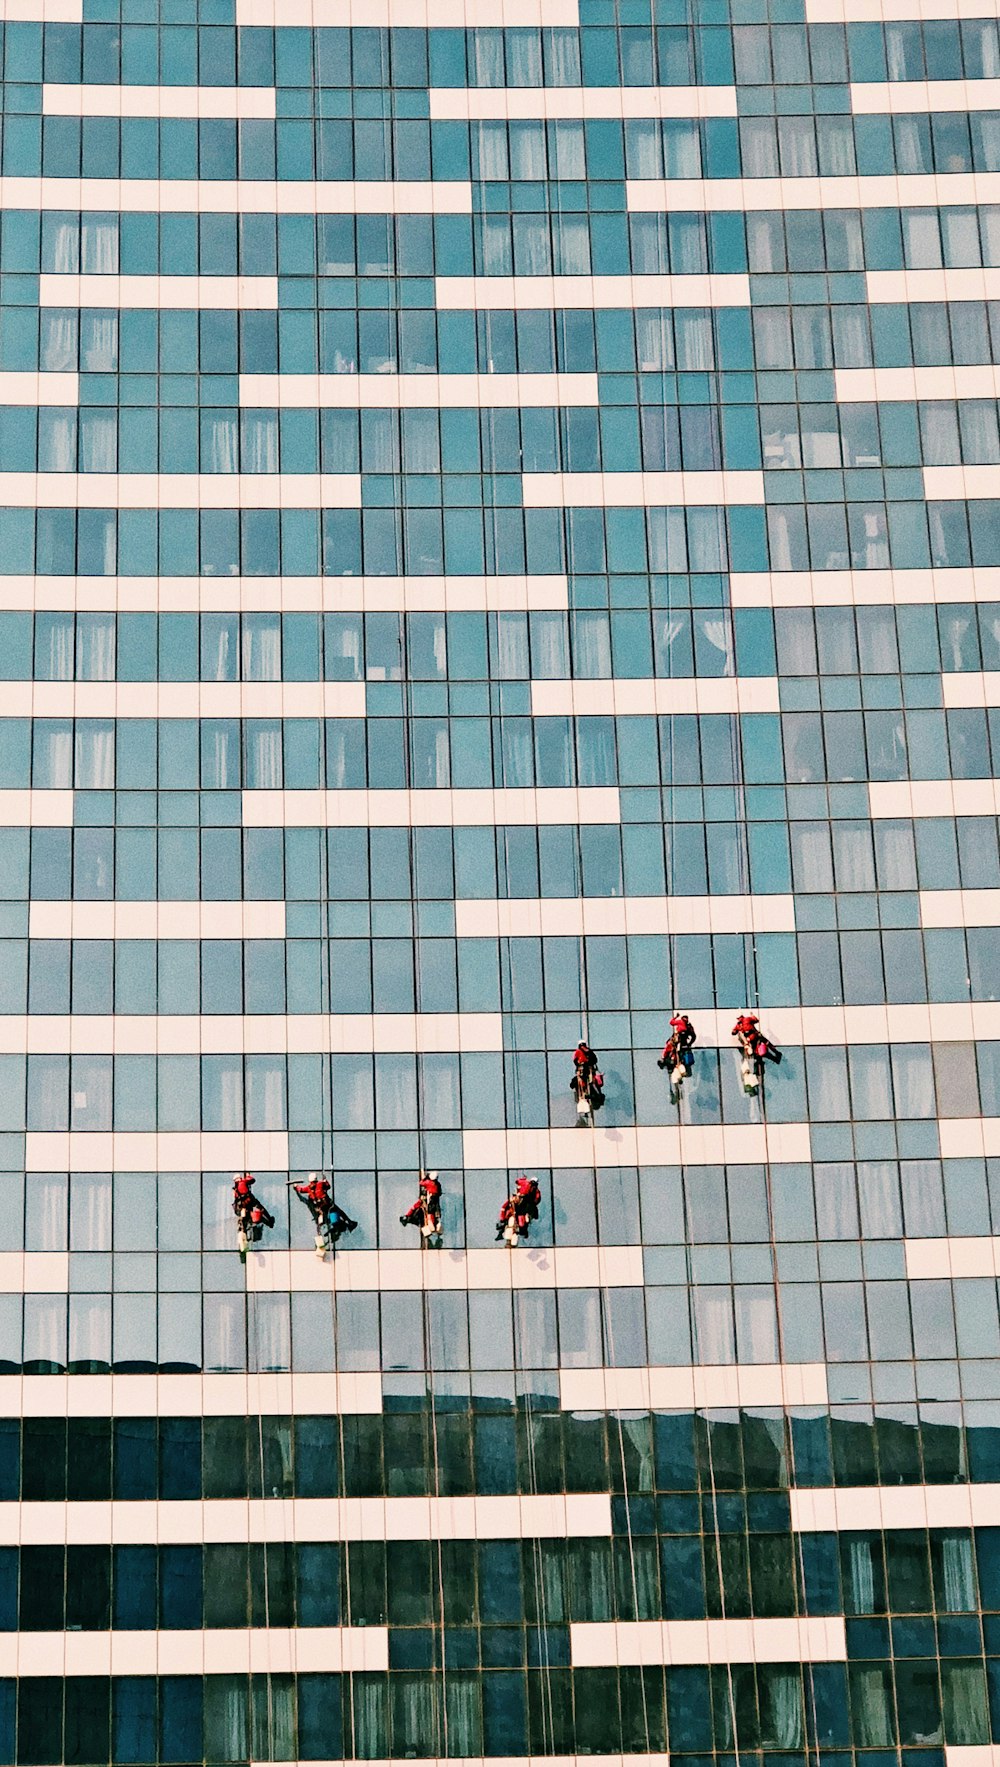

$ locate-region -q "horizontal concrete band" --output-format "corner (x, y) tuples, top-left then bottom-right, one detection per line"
(806, 0), (1000, 20)
(19, 1124), (817, 1175)
(0, 682), (364, 717)
(628, 170), (1000, 213)
(529, 676), (779, 716)
(244, 1245), (646, 1295)
(454, 893), (796, 937)
(870, 779), (1000, 818)
(0, 1371), (383, 1416)
(428, 85), (737, 119)
(837, 365), (1000, 403)
(27, 891), (807, 942)
(790, 1482), (1000, 1532)
(24, 1130), (291, 1172)
(38, 273), (279, 309)
(927, 464), (1000, 500)
(0, 1245), (647, 1297)
(239, 372), (600, 408)
(920, 888), (1000, 927)
(434, 273), (750, 310)
(43, 83), (278, 118)
(0, 1626), (386, 1675)
(28, 901), (286, 940)
(0, 1012), (503, 1054)
(521, 469), (763, 507)
(851, 77), (1000, 113)
(906, 1236), (1000, 1279)
(570, 1615), (846, 1666)
(559, 1363), (829, 1412)
(0, 373), (79, 407)
(3, 1002), (979, 1052)
(868, 268), (1000, 304)
(464, 1124), (815, 1169)
(943, 671), (1000, 708)
(0, 1491), (613, 1545)
(731, 567), (1000, 607)
(0, 176), (472, 214)
(240, 787), (623, 826)
(0, 471), (757, 509)
(235, 0), (580, 20)
(0, 787), (622, 829)
(0, 574), (571, 613)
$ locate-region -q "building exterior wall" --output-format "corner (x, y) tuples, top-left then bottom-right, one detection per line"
(0, 0), (999, 1761)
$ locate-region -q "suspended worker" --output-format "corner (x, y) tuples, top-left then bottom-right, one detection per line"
(232, 1173), (275, 1247)
(496, 1175), (542, 1246)
(571, 1041), (605, 1116)
(293, 1173), (357, 1247)
(732, 1012), (782, 1094)
(658, 1013), (697, 1075)
(400, 1170), (442, 1242)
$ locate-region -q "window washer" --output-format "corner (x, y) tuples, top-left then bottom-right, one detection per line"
(400, 1171), (442, 1243)
(732, 1012), (782, 1093)
(658, 1013), (696, 1079)
(571, 1042), (605, 1118)
(293, 1172), (357, 1256)
(233, 1173), (275, 1252)
(496, 1175), (541, 1246)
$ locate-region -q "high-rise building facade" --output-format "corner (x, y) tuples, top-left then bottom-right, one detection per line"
(2, 0), (1000, 1761)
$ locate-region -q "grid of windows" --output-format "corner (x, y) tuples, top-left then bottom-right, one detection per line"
(5, 0), (1000, 1762)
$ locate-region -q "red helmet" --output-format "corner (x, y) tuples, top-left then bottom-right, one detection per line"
(235, 1175), (252, 1195)
(670, 1014), (688, 1028)
(515, 1176), (532, 1194)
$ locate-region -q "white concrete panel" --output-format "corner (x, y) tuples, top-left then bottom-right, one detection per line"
(808, 0), (1000, 19)
(920, 888), (1000, 926)
(463, 1124), (813, 1170)
(236, 0), (579, 20)
(0, 790), (73, 826)
(0, 681), (364, 718)
(0, 1371), (383, 1416)
(837, 364), (1000, 401)
(242, 787), (622, 826)
(530, 677), (780, 716)
(28, 900), (287, 940)
(926, 464), (1000, 499)
(731, 567), (1000, 606)
(0, 372), (79, 405)
(629, 170), (1000, 211)
(0, 1628), (387, 1675)
(240, 371), (600, 408)
(0, 1013), (503, 1055)
(904, 1236), (1000, 1278)
(0, 574), (570, 613)
(0, 0), (79, 14)
(851, 77), (1000, 111)
(789, 1484), (1000, 1530)
(0, 177), (472, 214)
(870, 779), (1000, 817)
(24, 1130), (291, 1172)
(868, 267), (1000, 302)
(39, 273), (279, 310)
(570, 1615), (846, 1665)
(436, 272), (751, 309)
(43, 83), (278, 118)
(942, 672), (1000, 707)
(0, 472), (361, 508)
(559, 1363), (829, 1413)
(453, 894), (796, 938)
(243, 1245), (646, 1296)
(1, 1492), (615, 1545)
(522, 469), (765, 506)
(429, 85), (737, 119)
